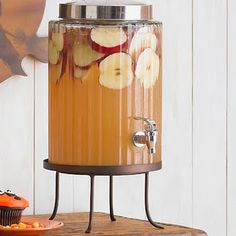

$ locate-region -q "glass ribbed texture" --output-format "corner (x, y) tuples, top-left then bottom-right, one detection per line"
(48, 20), (162, 166)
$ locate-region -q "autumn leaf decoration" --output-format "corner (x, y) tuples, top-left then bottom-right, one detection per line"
(0, 0), (48, 83)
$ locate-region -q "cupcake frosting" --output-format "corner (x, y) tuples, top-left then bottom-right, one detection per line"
(0, 190), (29, 209)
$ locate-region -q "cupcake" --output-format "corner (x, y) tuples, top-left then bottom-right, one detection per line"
(0, 190), (29, 226)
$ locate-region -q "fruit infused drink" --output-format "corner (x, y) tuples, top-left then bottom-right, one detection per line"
(48, 21), (162, 166)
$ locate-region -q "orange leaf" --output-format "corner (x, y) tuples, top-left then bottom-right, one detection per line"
(0, 0), (48, 83)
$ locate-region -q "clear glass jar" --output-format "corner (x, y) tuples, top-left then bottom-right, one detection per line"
(48, 1), (162, 166)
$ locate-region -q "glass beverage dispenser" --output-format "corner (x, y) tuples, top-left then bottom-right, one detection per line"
(44, 0), (163, 233)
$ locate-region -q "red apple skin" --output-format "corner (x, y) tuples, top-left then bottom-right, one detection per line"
(90, 39), (128, 54)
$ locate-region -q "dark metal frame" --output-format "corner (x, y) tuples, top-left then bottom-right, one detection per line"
(44, 159), (163, 233)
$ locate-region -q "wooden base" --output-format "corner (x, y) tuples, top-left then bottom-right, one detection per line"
(34, 213), (208, 235)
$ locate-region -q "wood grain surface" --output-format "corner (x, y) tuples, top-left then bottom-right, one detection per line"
(34, 213), (207, 236)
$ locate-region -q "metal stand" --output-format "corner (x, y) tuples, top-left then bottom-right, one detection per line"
(45, 159), (163, 233)
(109, 175), (116, 222)
(85, 175), (95, 233)
(145, 172), (164, 229)
(49, 172), (59, 221)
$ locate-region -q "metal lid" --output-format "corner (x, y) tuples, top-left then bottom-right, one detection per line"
(59, 0), (153, 20)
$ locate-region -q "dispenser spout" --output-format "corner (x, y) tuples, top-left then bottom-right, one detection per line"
(132, 118), (158, 154)
(144, 120), (157, 154)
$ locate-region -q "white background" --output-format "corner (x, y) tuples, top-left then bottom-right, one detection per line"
(0, 0), (235, 236)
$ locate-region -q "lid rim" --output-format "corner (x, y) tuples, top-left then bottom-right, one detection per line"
(59, 3), (153, 20)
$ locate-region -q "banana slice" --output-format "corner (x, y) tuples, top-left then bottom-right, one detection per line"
(48, 40), (59, 65)
(99, 52), (134, 89)
(129, 27), (157, 60)
(52, 32), (64, 52)
(135, 48), (160, 89)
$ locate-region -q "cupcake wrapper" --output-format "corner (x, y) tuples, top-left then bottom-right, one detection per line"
(0, 207), (24, 226)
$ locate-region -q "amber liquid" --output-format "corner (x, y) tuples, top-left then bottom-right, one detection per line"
(49, 23), (162, 166)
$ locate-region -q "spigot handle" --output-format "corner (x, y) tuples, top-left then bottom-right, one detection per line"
(134, 117), (157, 132)
(133, 117), (158, 154)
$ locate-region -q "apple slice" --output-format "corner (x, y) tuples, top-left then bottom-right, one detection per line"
(90, 27), (128, 54)
(48, 40), (59, 65)
(129, 27), (158, 60)
(73, 43), (104, 68)
(49, 58), (62, 83)
(74, 63), (99, 82)
(49, 32), (64, 65)
(74, 66), (88, 79)
(99, 52), (134, 89)
(52, 32), (64, 52)
(135, 48), (160, 89)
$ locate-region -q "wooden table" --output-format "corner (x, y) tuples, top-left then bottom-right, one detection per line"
(37, 212), (208, 236)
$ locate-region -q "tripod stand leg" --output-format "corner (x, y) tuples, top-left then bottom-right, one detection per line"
(85, 175), (95, 233)
(109, 175), (116, 221)
(49, 172), (60, 220)
(144, 172), (164, 229)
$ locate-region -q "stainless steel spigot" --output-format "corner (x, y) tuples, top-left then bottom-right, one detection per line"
(132, 118), (158, 154)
